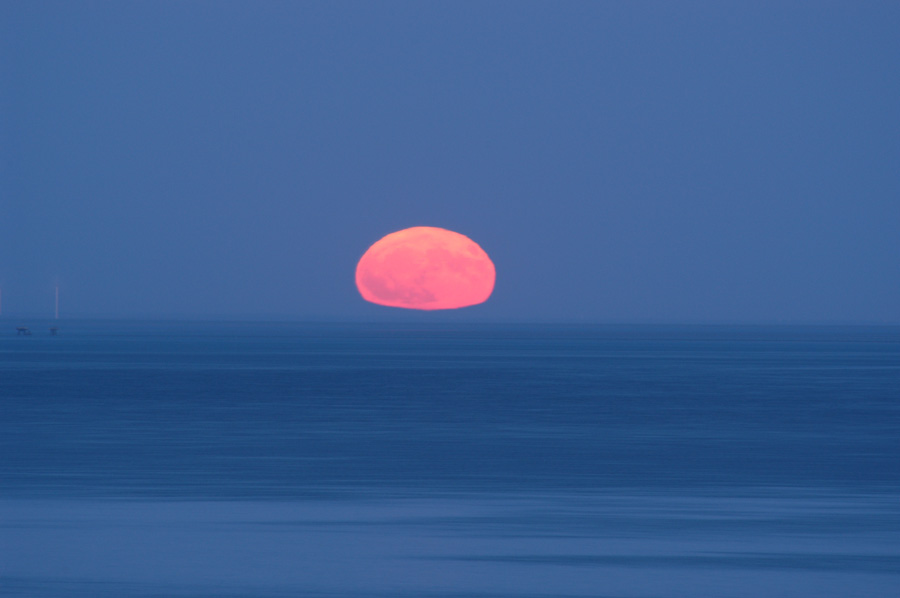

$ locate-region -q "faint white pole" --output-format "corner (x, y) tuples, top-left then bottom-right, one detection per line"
(55, 285), (59, 320)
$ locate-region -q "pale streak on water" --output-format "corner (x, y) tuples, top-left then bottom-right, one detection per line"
(1, 322), (898, 597)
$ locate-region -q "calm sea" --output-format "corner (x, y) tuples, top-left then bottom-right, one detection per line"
(1, 321), (898, 597)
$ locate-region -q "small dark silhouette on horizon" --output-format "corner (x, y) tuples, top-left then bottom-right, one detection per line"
(16, 327), (31, 336)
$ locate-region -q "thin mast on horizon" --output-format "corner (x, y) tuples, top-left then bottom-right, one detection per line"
(55, 284), (59, 320)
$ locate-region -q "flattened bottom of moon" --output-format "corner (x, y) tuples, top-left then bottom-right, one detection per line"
(356, 226), (495, 310)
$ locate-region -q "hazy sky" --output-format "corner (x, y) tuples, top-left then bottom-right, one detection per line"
(2, 1), (898, 322)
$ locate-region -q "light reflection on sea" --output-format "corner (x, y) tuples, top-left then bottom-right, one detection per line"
(3, 491), (899, 597)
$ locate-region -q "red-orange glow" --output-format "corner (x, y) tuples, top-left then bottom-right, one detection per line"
(356, 227), (495, 310)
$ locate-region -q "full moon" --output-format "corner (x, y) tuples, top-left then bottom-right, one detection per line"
(356, 227), (496, 310)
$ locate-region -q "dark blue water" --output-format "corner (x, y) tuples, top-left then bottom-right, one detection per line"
(2, 322), (898, 596)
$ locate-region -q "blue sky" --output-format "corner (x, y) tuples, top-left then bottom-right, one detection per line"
(2, 1), (898, 322)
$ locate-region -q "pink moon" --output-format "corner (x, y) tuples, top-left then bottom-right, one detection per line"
(355, 227), (496, 310)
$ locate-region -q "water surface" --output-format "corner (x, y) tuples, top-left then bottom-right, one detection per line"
(1, 322), (898, 596)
